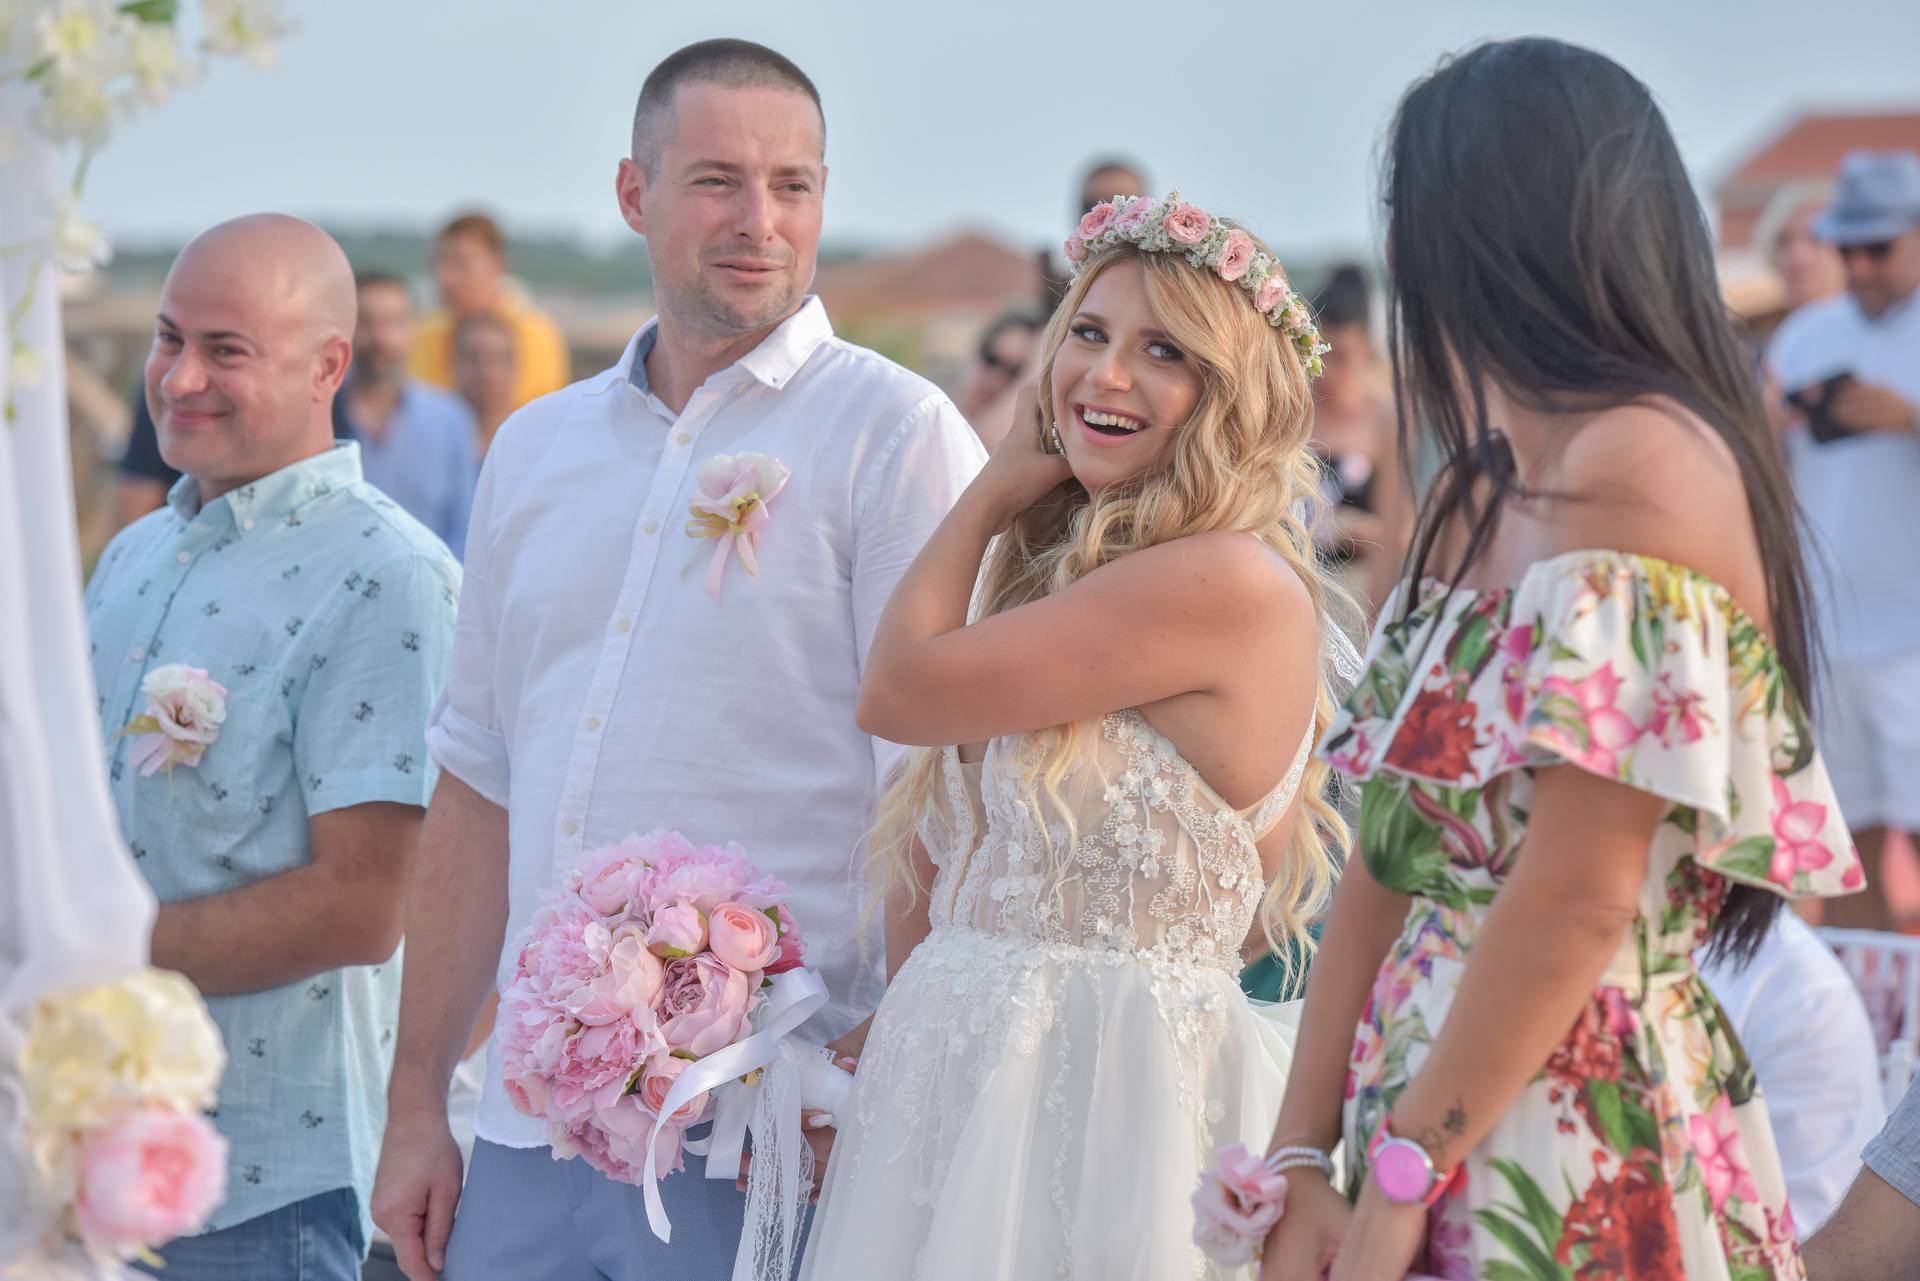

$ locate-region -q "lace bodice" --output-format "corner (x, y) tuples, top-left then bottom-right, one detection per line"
(916, 709), (1312, 976)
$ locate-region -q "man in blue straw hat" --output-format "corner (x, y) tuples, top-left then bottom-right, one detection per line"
(1768, 149), (1920, 932)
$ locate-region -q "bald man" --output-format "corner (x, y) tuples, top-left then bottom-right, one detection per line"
(83, 214), (461, 1280)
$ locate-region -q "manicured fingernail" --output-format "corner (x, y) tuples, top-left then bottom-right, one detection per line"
(807, 1113), (835, 1129)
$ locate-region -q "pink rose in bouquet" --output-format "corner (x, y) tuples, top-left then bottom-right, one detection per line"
(499, 829), (810, 1190)
(73, 1106), (228, 1252)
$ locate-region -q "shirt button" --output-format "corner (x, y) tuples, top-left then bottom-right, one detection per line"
(563, 820), (580, 836)
(242, 518), (255, 530)
(642, 519), (660, 536)
(176, 551), (191, 565)
(676, 431), (692, 446)
(615, 616), (632, 634)
(584, 716), (601, 731)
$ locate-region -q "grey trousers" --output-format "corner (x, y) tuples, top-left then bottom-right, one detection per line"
(443, 1139), (811, 1281)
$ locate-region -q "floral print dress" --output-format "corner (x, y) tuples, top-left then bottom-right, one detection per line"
(1320, 550), (1863, 1281)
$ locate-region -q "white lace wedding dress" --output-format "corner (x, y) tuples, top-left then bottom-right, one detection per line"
(801, 709), (1308, 1281)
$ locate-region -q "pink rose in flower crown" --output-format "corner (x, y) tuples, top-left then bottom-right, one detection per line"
(1078, 203), (1117, 240)
(765, 903), (805, 975)
(657, 954), (756, 1056)
(1115, 196), (1154, 236)
(1281, 299), (1313, 336)
(73, 1106), (228, 1252)
(709, 901), (779, 971)
(1254, 271), (1289, 314)
(1191, 1143), (1288, 1267)
(1164, 202), (1211, 245)
(1217, 231), (1254, 282)
(122, 664), (228, 777)
(1063, 234), (1087, 265)
(637, 1053), (710, 1126)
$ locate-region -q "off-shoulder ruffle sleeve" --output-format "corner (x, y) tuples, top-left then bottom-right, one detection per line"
(1320, 550), (1861, 900)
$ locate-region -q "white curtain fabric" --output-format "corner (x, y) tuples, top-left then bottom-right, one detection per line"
(0, 82), (157, 1270)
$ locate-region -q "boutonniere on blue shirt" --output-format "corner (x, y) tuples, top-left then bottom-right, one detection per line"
(684, 453), (790, 602)
(119, 663), (228, 777)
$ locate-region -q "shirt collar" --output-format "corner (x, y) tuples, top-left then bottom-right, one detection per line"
(595, 296), (833, 399)
(166, 442), (365, 537)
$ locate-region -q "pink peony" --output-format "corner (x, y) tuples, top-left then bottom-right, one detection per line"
(764, 903), (806, 975)
(1063, 234), (1087, 265)
(708, 901), (778, 972)
(637, 1053), (710, 1126)
(1254, 271), (1289, 313)
(1191, 1144), (1287, 1267)
(1078, 204), (1116, 240)
(645, 903), (707, 959)
(566, 926), (665, 1025)
(657, 955), (755, 1057)
(1164, 203), (1211, 245)
(1217, 231), (1254, 282)
(545, 1012), (660, 1123)
(576, 839), (654, 917)
(1689, 1094), (1759, 1211)
(641, 840), (775, 915)
(556, 1094), (685, 1183)
(1115, 196), (1154, 235)
(73, 1106), (228, 1250)
(1768, 774), (1835, 889)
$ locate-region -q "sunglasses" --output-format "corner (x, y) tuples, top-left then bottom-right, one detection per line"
(1837, 241), (1895, 262)
(978, 347), (1025, 376)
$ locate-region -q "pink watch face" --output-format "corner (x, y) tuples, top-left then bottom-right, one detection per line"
(1372, 1138), (1433, 1204)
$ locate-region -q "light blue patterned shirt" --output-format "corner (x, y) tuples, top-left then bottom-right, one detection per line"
(83, 443), (459, 1237)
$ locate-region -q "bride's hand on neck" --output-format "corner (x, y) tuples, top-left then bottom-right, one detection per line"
(966, 382), (1075, 532)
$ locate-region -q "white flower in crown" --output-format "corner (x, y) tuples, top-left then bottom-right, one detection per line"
(685, 452), (791, 602)
(1064, 189), (1330, 378)
(119, 663), (228, 777)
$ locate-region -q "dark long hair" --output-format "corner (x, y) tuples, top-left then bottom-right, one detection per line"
(1383, 38), (1816, 962)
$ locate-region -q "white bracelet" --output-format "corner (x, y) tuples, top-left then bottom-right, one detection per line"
(1267, 1146), (1335, 1180)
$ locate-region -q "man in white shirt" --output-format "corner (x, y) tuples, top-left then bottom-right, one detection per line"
(369, 39), (985, 1281)
(1767, 150), (1920, 931)
(1698, 912), (1887, 1233)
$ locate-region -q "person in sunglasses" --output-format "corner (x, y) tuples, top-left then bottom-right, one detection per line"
(1767, 149), (1920, 933)
(954, 309), (1043, 450)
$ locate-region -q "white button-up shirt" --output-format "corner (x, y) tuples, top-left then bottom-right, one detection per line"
(426, 298), (985, 1147)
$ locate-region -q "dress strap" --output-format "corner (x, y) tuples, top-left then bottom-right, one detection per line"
(1248, 721), (1315, 841)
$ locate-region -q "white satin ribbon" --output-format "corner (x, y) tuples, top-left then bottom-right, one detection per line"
(638, 967), (828, 1246)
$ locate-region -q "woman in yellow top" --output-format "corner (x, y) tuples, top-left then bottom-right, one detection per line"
(408, 212), (571, 412)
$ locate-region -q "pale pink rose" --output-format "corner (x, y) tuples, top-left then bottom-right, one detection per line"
(1164, 203), (1211, 244)
(575, 839), (654, 917)
(1077, 204), (1117, 240)
(1190, 1144), (1286, 1266)
(1253, 272), (1289, 313)
(637, 1053), (710, 1126)
(1281, 299), (1313, 336)
(1689, 1094), (1758, 1211)
(1115, 197), (1154, 235)
(764, 903), (806, 976)
(127, 665), (227, 776)
(657, 955), (755, 1057)
(1063, 234), (1087, 264)
(1217, 231), (1254, 282)
(567, 927), (665, 1025)
(1537, 663), (1643, 776)
(645, 902), (707, 959)
(708, 901), (778, 972)
(73, 1106), (228, 1250)
(1768, 774), (1835, 889)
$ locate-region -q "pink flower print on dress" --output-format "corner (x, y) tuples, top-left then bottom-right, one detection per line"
(1535, 662), (1643, 776)
(1688, 1094), (1759, 1212)
(1646, 674), (1711, 748)
(1768, 773), (1835, 889)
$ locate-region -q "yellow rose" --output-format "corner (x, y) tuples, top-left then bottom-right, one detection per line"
(20, 969), (225, 1130)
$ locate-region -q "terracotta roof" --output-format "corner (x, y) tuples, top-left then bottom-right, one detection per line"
(1717, 110), (1920, 249)
(815, 230), (1041, 321)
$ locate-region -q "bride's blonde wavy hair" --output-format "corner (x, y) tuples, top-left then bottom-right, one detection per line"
(867, 238), (1355, 972)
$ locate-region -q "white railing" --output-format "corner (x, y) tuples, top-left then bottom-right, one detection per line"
(1818, 926), (1920, 1110)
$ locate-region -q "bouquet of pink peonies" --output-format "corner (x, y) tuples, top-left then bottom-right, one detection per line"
(499, 830), (837, 1280)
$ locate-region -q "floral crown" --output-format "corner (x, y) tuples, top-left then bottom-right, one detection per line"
(1065, 190), (1329, 378)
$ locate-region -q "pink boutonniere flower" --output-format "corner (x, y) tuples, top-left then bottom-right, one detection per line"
(684, 452), (790, 602)
(119, 664), (228, 777)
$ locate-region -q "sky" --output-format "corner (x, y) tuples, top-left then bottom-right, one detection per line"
(84, 0), (1920, 262)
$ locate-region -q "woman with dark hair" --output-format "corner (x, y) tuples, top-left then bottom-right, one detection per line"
(1308, 263), (1412, 617)
(1256, 39), (1863, 1281)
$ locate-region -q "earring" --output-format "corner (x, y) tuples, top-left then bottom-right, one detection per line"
(1048, 423), (1067, 456)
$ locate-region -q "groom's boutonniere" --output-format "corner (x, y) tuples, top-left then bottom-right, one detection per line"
(119, 663), (228, 777)
(684, 452), (790, 602)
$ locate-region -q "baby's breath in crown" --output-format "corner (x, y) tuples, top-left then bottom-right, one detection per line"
(1064, 190), (1330, 378)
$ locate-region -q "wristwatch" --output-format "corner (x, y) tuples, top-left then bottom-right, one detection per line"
(1366, 1121), (1462, 1207)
